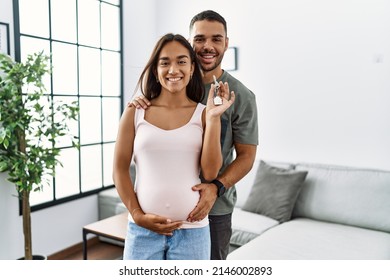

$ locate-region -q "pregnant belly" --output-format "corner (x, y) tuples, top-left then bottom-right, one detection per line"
(136, 184), (200, 221)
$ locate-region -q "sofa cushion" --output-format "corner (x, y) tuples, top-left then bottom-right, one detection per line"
(241, 160), (308, 223)
(231, 208), (279, 246)
(293, 163), (390, 233)
(227, 218), (390, 260)
(98, 163), (135, 219)
(98, 188), (124, 220)
(235, 160), (295, 208)
(115, 202), (127, 215)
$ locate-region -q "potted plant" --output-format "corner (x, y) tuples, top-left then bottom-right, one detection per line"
(0, 51), (79, 260)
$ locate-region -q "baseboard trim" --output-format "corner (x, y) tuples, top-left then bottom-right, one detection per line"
(47, 237), (99, 260)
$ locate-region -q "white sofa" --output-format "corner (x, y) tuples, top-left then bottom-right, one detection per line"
(98, 160), (390, 259)
(227, 160), (390, 260)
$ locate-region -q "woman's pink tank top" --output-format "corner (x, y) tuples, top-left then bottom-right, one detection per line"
(133, 103), (208, 228)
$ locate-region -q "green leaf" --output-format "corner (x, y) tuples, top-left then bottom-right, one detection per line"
(3, 138), (9, 149)
(0, 128), (6, 143)
(0, 161), (8, 172)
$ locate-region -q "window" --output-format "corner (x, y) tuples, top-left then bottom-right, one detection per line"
(14, 0), (122, 210)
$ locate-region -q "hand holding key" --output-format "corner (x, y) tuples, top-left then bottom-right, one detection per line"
(207, 76), (235, 117)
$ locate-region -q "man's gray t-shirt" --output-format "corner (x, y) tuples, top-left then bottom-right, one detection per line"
(201, 71), (259, 215)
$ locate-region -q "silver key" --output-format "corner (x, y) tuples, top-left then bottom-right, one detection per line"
(213, 75), (222, 105)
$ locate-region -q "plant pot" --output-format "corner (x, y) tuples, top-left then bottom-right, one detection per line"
(17, 255), (47, 260)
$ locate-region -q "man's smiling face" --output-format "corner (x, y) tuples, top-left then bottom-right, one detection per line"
(190, 20), (229, 74)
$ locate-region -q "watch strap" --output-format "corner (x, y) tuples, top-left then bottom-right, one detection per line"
(211, 179), (226, 197)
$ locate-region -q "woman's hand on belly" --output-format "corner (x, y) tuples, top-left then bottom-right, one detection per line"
(134, 211), (183, 236)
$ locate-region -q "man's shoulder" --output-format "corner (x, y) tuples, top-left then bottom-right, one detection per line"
(222, 71), (254, 98)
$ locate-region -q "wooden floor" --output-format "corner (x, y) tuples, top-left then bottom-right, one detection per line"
(48, 237), (123, 260)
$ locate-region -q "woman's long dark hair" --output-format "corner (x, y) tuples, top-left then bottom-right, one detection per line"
(134, 33), (204, 103)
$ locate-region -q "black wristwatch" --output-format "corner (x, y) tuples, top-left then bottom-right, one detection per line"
(211, 179), (226, 197)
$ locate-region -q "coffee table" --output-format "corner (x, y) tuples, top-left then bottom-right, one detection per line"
(82, 212), (128, 260)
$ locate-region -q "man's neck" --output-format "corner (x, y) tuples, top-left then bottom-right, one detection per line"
(202, 69), (224, 84)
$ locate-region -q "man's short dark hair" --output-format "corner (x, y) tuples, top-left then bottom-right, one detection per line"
(189, 10), (227, 35)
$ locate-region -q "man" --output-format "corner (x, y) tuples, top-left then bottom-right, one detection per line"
(130, 10), (258, 260)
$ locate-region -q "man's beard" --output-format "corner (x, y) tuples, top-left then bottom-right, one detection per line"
(199, 54), (224, 73)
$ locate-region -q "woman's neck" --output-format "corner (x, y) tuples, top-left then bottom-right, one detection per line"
(152, 91), (195, 108)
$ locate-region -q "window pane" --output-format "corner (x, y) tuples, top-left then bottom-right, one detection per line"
(52, 42), (78, 95)
(51, 0), (77, 42)
(79, 97), (101, 144)
(30, 175), (54, 206)
(101, 3), (120, 51)
(103, 143), (115, 186)
(55, 147), (80, 199)
(102, 50), (121, 96)
(81, 145), (102, 191)
(16, 0), (122, 209)
(19, 0), (49, 38)
(20, 36), (50, 58)
(53, 96), (79, 148)
(102, 0), (119, 5)
(20, 36), (51, 94)
(102, 98), (120, 142)
(79, 46), (101, 95)
(78, 0), (100, 47)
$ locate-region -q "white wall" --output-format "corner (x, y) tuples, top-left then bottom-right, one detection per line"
(122, 0), (157, 102)
(1, 0), (389, 260)
(144, 0), (389, 171)
(0, 177), (98, 260)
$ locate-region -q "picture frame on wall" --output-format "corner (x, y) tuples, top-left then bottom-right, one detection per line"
(0, 22), (10, 55)
(222, 47), (238, 71)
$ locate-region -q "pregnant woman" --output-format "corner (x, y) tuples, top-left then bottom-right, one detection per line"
(113, 33), (234, 260)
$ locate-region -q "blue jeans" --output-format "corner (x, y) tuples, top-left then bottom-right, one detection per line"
(123, 222), (211, 260)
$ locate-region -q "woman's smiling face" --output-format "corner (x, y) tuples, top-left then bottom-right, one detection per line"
(157, 41), (194, 94)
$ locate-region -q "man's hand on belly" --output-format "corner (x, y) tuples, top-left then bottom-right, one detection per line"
(187, 183), (217, 222)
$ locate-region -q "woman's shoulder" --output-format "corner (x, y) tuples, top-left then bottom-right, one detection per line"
(197, 102), (206, 110)
(197, 103), (206, 118)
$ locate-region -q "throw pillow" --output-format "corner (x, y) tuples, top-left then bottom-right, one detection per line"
(241, 160), (308, 223)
